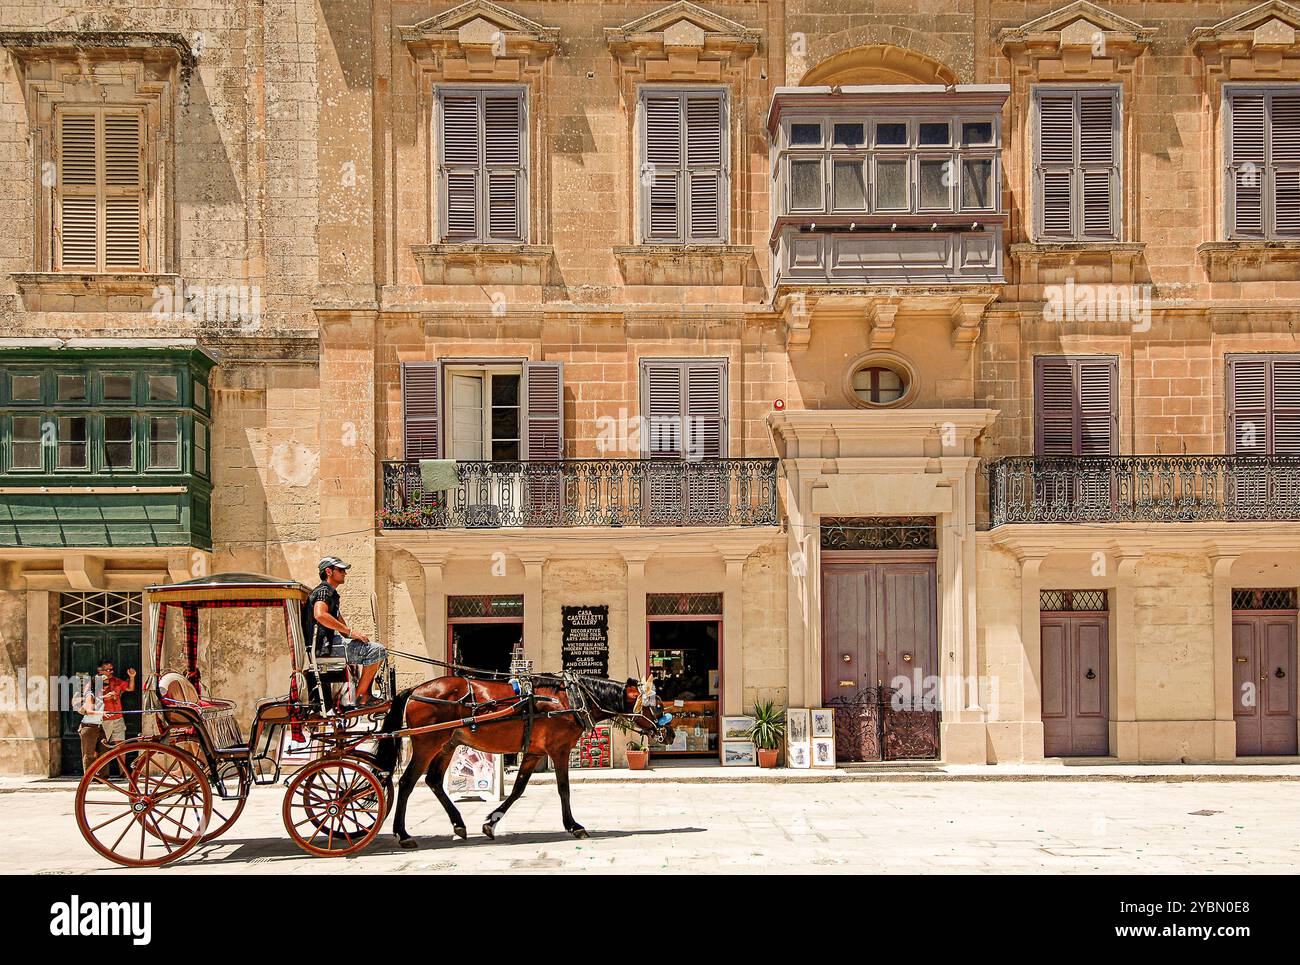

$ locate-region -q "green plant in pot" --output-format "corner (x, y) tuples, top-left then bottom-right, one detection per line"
(613, 718), (651, 770)
(747, 699), (786, 768)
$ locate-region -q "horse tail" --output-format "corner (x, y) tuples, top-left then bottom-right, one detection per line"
(375, 687), (412, 774)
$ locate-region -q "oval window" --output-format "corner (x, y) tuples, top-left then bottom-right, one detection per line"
(851, 363), (909, 406)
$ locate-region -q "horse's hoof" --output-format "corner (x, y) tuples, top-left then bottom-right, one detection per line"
(571, 827), (589, 839)
(397, 836), (418, 850)
(481, 823), (495, 839)
(453, 826), (467, 840)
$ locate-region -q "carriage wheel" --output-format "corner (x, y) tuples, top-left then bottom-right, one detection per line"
(76, 742), (211, 868)
(138, 757), (250, 844)
(283, 758), (385, 857)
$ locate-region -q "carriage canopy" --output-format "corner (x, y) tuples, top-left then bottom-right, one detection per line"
(144, 572), (311, 693)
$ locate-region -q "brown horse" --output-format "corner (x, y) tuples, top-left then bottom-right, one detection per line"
(375, 674), (673, 848)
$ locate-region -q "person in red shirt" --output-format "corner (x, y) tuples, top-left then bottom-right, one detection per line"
(94, 659), (136, 746)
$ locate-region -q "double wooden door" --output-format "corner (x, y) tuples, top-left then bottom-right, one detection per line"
(59, 625), (142, 775)
(1233, 611), (1298, 756)
(1040, 613), (1109, 757)
(822, 559), (938, 698)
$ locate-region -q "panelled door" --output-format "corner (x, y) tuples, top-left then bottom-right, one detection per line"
(822, 560), (938, 696)
(1040, 612), (1109, 756)
(58, 625), (143, 775)
(1233, 611), (1298, 756)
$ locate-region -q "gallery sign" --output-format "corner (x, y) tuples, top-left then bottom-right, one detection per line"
(561, 605), (609, 678)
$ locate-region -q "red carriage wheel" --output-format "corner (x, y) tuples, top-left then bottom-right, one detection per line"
(283, 758), (386, 857)
(138, 756), (249, 844)
(76, 742), (211, 868)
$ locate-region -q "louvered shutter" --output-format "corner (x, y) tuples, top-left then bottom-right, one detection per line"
(522, 361), (563, 460)
(644, 94), (682, 241)
(685, 95), (723, 241)
(1229, 357), (1269, 454)
(1230, 91), (1267, 238)
(1077, 359), (1117, 455)
(402, 362), (442, 461)
(58, 113), (98, 269)
(484, 92), (523, 241)
(1035, 357), (1078, 455)
(1036, 89), (1118, 241)
(440, 92), (481, 241)
(685, 361), (727, 460)
(1078, 92), (1116, 240)
(1034, 357), (1116, 456)
(1272, 92), (1300, 236)
(1271, 358), (1300, 454)
(642, 361), (683, 457)
(1037, 93), (1076, 240)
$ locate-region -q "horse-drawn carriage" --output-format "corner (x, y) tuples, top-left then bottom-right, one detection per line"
(74, 571), (676, 867)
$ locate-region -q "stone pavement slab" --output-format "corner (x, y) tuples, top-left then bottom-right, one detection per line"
(2, 776), (1297, 874)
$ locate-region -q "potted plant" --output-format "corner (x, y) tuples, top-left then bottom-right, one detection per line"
(614, 718), (651, 770)
(747, 699), (786, 768)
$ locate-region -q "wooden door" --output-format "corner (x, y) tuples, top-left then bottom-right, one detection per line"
(1234, 611), (1298, 756)
(822, 560), (937, 696)
(1041, 613), (1109, 756)
(59, 625), (143, 775)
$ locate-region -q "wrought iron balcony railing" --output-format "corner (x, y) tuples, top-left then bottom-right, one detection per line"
(988, 455), (1300, 526)
(380, 458), (780, 529)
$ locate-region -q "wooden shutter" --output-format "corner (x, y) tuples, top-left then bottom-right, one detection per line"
(685, 94), (724, 241)
(1273, 92), (1300, 236)
(1037, 92), (1076, 240)
(642, 360), (683, 457)
(1229, 355), (1300, 455)
(484, 92), (523, 241)
(1230, 91), (1267, 238)
(440, 91), (481, 240)
(522, 361), (564, 460)
(1077, 359), (1117, 455)
(685, 360), (727, 459)
(1078, 92), (1116, 239)
(1036, 89), (1118, 241)
(402, 362), (442, 460)
(1034, 356), (1117, 456)
(58, 112), (98, 269)
(644, 94), (682, 241)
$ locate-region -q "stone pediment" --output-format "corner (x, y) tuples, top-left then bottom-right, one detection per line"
(606, 1), (758, 77)
(1193, 0), (1300, 60)
(400, 0), (558, 60)
(998, 1), (1154, 74)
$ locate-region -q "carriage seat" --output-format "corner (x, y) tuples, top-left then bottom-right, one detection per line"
(158, 671), (243, 750)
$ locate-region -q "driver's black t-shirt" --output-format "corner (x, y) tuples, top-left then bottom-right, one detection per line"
(302, 581), (341, 656)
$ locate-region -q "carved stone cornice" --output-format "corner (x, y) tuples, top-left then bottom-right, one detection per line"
(400, 0), (558, 75)
(1192, 0), (1300, 75)
(998, 1), (1156, 77)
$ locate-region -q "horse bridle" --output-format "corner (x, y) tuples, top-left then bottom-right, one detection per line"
(573, 675), (673, 742)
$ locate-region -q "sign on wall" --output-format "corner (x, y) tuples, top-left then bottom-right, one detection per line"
(561, 604), (609, 678)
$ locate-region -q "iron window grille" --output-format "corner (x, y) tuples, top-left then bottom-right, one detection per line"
(1039, 589), (1108, 612)
(821, 516), (938, 551)
(1231, 588), (1298, 611)
(59, 592), (142, 626)
(646, 593), (723, 617)
(446, 595), (525, 619)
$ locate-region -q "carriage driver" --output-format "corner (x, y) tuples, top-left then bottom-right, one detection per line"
(304, 557), (388, 707)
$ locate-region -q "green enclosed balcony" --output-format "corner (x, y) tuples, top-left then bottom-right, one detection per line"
(0, 343), (216, 550)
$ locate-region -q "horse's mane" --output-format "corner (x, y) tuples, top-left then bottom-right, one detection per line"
(569, 674), (629, 711)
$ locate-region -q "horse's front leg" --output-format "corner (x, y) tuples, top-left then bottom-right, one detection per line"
(550, 752), (586, 838)
(482, 752), (543, 839)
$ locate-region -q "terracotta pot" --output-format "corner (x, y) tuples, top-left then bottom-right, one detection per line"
(626, 749), (650, 770)
(757, 748), (780, 769)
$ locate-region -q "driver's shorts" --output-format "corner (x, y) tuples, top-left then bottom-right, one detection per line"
(319, 637), (386, 667)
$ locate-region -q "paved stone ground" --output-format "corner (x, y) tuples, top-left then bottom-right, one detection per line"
(3, 777), (1299, 873)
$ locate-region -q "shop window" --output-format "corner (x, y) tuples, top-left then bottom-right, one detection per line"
(649, 616), (721, 756)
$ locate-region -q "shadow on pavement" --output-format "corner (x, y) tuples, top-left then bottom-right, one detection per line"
(186, 826), (707, 865)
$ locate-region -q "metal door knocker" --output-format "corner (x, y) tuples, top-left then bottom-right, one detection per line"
(1085, 668), (1096, 680)
(1277, 667), (1287, 679)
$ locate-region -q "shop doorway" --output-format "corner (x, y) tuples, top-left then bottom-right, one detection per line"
(647, 593), (722, 758)
(1232, 589), (1298, 757)
(57, 593), (144, 776)
(446, 595), (524, 675)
